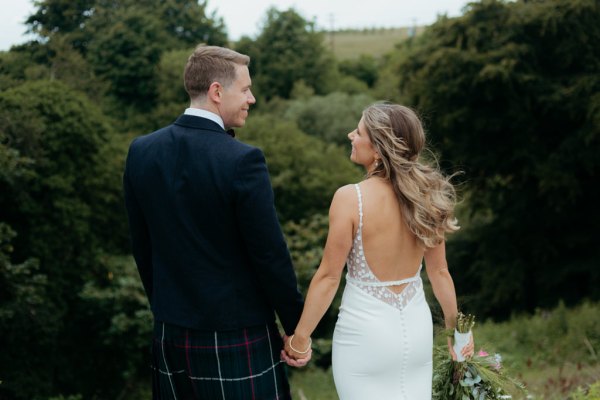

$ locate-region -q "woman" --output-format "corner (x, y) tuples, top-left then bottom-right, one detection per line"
(284, 103), (473, 399)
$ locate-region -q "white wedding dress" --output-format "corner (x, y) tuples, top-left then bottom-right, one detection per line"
(332, 184), (433, 399)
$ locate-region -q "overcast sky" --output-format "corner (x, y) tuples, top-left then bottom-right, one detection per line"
(0, 0), (471, 51)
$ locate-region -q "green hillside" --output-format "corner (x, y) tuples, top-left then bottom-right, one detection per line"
(323, 27), (425, 60)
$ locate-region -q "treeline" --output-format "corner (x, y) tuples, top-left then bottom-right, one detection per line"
(0, 0), (598, 398)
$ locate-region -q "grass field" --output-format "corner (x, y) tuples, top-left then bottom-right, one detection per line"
(323, 27), (426, 60)
(288, 301), (600, 399)
(290, 364), (600, 400)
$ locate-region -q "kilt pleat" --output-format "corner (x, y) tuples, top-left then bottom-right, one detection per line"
(151, 321), (292, 400)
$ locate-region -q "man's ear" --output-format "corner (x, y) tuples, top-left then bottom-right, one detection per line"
(208, 82), (222, 103)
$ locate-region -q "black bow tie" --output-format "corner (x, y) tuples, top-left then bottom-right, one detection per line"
(226, 129), (235, 138)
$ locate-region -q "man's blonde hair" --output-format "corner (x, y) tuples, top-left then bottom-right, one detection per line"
(184, 45), (250, 99)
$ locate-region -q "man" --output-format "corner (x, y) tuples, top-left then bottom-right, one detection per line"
(123, 45), (309, 399)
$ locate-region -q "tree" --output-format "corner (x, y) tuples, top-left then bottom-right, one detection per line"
(0, 130), (60, 399)
(236, 8), (337, 101)
(0, 80), (130, 398)
(23, 0), (228, 112)
(26, 0), (227, 52)
(26, 0), (96, 51)
(86, 8), (166, 109)
(339, 54), (380, 88)
(76, 255), (153, 399)
(0, 40), (56, 90)
(158, 0), (227, 47)
(386, 0), (600, 318)
(239, 113), (362, 222)
(284, 91), (375, 145)
(147, 49), (192, 130)
(0, 224), (60, 399)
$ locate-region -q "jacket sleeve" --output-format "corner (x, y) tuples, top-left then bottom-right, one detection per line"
(233, 147), (304, 335)
(123, 144), (153, 304)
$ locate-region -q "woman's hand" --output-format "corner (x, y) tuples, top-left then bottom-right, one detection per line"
(284, 334), (312, 359)
(281, 334), (312, 367)
(448, 333), (475, 360)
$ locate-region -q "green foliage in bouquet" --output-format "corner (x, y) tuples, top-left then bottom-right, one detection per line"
(433, 347), (526, 400)
(434, 313), (527, 400)
(433, 346), (525, 400)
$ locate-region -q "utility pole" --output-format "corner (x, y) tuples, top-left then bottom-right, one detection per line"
(409, 18), (417, 38)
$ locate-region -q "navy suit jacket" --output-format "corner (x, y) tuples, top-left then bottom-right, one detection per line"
(123, 114), (304, 334)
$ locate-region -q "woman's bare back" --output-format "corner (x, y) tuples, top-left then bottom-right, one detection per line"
(357, 178), (424, 293)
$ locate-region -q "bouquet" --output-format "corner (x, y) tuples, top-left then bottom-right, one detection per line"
(432, 313), (527, 400)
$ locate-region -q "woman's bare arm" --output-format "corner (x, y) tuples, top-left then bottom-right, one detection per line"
(424, 242), (458, 329)
(285, 185), (356, 359)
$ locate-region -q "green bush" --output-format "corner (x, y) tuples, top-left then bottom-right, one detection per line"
(240, 113), (362, 221)
(570, 380), (600, 400)
(0, 80), (129, 399)
(284, 91), (375, 146)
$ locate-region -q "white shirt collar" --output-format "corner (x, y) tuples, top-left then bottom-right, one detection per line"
(184, 108), (224, 130)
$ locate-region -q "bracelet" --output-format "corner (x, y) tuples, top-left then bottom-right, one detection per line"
(289, 334), (312, 354)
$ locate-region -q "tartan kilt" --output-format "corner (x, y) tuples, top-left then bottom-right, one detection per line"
(151, 321), (292, 400)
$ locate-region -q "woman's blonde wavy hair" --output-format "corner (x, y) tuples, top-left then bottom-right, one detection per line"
(362, 103), (459, 248)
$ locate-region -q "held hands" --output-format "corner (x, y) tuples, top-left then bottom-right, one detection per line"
(280, 334), (312, 367)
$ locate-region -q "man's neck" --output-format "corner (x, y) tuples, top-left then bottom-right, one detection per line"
(184, 107), (224, 130)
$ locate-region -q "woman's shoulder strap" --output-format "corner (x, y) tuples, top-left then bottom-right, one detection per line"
(354, 183), (363, 229)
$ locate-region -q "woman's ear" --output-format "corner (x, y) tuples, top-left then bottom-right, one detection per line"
(374, 152), (383, 168)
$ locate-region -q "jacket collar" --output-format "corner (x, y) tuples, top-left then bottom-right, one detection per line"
(173, 115), (236, 137)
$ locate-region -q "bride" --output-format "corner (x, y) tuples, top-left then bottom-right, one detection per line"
(283, 103), (473, 399)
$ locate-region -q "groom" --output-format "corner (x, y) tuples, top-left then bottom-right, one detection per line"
(123, 45), (308, 399)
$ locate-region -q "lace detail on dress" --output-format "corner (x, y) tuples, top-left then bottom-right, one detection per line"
(346, 184), (423, 311)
